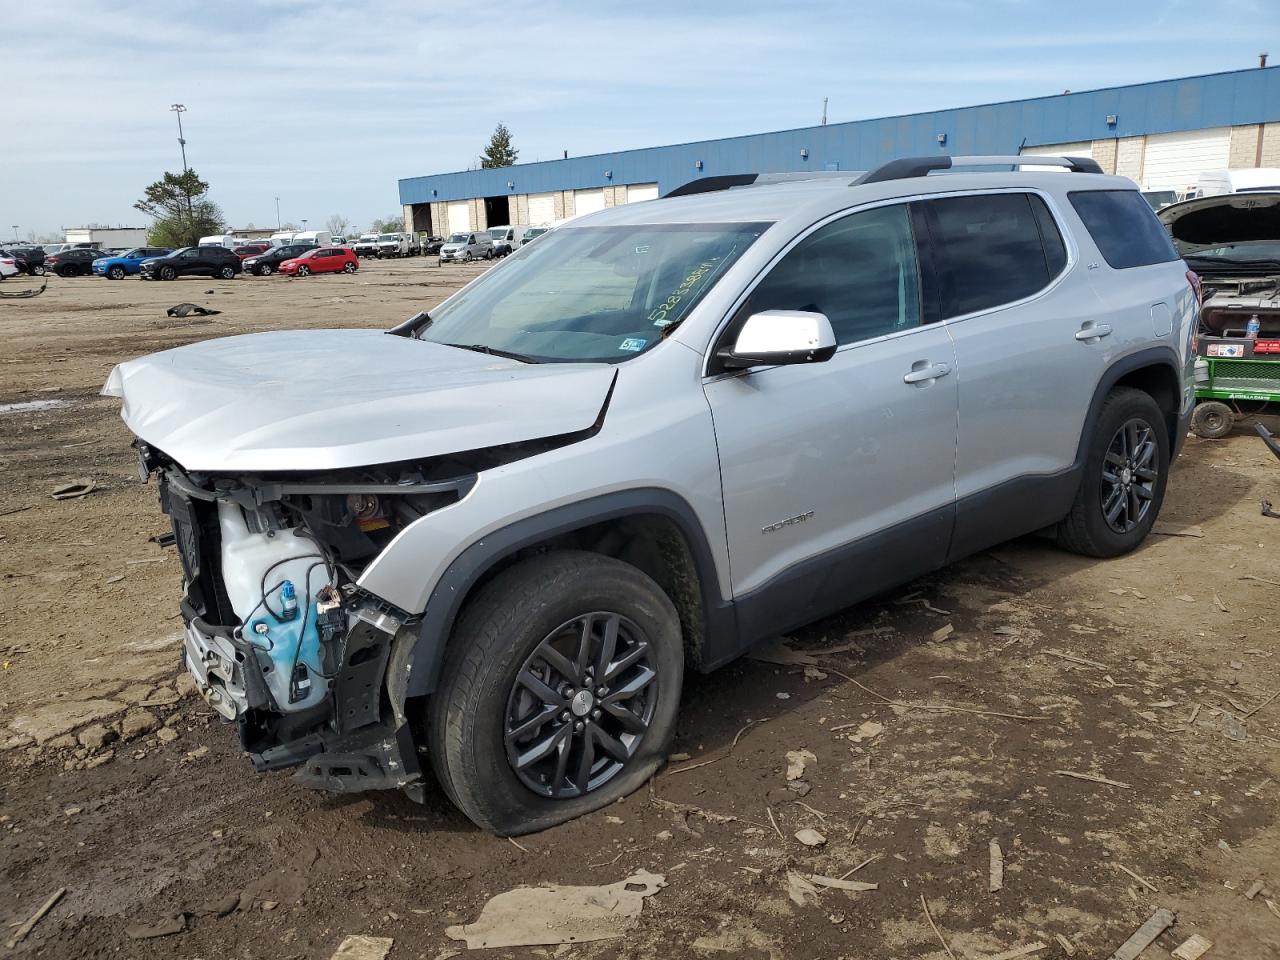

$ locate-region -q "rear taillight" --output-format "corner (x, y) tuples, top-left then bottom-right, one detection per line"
(1185, 269), (1203, 306)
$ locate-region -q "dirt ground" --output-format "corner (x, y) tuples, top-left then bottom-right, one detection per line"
(2, 261), (1279, 960)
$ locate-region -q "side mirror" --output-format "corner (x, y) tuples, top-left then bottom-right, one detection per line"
(716, 310), (837, 371)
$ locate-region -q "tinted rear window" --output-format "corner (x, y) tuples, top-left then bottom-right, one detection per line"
(1068, 190), (1178, 269)
(921, 192), (1064, 319)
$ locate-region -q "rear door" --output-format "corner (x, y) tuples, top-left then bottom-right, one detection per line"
(704, 201), (959, 640)
(916, 190), (1098, 556)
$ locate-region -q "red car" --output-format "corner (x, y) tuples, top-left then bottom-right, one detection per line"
(278, 246), (359, 277)
(232, 243), (270, 260)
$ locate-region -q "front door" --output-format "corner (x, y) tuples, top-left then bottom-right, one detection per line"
(704, 201), (959, 644)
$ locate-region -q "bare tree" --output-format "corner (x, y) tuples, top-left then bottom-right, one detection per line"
(326, 214), (351, 236)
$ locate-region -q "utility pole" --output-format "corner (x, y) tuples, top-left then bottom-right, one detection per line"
(821, 97), (828, 126)
(170, 104), (189, 171)
(11, 225), (18, 242)
(169, 104), (193, 229)
(275, 197), (281, 229)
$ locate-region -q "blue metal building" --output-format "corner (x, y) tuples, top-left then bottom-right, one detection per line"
(399, 65), (1280, 234)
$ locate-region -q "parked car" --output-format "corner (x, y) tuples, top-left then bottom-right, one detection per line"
(278, 246), (359, 277)
(242, 243), (317, 276)
(92, 247), (172, 279)
(486, 225), (534, 256)
(105, 155), (1195, 836)
(46, 248), (107, 277)
(376, 233), (411, 258)
(353, 234), (380, 258)
(438, 231), (494, 263)
(520, 227), (549, 246)
(139, 245), (242, 281)
(421, 235), (445, 255)
(0, 254), (17, 280)
(7, 246), (46, 275)
(232, 243), (271, 260)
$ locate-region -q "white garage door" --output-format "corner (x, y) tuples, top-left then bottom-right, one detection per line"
(527, 193), (556, 226)
(1141, 127), (1230, 193)
(626, 182), (659, 203)
(1019, 141), (1092, 172)
(447, 201), (471, 234)
(573, 188), (606, 217)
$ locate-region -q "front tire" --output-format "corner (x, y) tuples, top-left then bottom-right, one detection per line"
(108, 266), (125, 280)
(159, 265), (176, 281)
(31, 265), (45, 276)
(427, 551), (682, 836)
(1057, 387), (1169, 558)
(297, 265), (310, 277)
(1190, 401), (1234, 439)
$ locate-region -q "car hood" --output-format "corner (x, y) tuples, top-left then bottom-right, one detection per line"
(1158, 191), (1280, 254)
(102, 329), (615, 472)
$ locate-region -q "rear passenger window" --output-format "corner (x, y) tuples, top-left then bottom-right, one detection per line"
(1068, 190), (1179, 269)
(921, 193), (1063, 319)
(743, 203), (921, 346)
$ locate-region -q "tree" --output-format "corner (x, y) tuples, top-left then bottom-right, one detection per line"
(134, 169), (225, 247)
(326, 214), (351, 236)
(480, 122), (518, 168)
(371, 215), (404, 233)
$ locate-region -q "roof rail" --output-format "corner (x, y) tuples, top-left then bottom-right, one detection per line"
(662, 170), (855, 198)
(857, 154), (1103, 184)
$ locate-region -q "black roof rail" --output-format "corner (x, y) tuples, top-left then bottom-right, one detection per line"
(663, 174), (759, 198)
(857, 154), (1104, 184)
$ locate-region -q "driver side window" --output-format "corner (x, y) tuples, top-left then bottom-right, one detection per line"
(742, 203), (922, 346)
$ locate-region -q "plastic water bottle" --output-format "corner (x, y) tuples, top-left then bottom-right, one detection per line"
(279, 579), (298, 621)
(1247, 314), (1261, 340)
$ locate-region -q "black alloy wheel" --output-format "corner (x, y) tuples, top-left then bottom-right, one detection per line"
(1099, 418), (1159, 534)
(504, 612), (658, 799)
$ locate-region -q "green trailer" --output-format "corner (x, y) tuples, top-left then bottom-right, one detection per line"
(1190, 352), (1280, 439)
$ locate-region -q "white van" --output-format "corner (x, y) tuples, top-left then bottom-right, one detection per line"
(199, 234), (243, 248)
(485, 225), (533, 256)
(292, 230), (333, 248)
(1195, 168), (1280, 198)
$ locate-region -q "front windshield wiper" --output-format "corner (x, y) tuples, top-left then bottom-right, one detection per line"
(441, 342), (538, 363)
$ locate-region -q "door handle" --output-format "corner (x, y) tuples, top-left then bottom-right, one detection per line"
(903, 361), (951, 384)
(1075, 323), (1113, 342)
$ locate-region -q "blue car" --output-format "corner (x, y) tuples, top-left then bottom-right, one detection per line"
(92, 247), (172, 279)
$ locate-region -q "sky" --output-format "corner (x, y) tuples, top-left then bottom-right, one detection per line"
(2, 0), (1277, 240)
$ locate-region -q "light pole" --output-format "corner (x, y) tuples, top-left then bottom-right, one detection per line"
(301, 219), (308, 231)
(169, 104), (189, 172)
(275, 197), (281, 230)
(11, 226), (18, 243)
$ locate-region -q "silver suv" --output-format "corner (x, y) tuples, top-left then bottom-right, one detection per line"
(105, 155), (1196, 835)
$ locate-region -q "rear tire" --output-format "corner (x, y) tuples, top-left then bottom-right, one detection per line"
(218, 265), (235, 280)
(343, 262), (357, 273)
(32, 265), (45, 276)
(427, 550), (683, 836)
(1190, 401), (1234, 439)
(1056, 387), (1169, 558)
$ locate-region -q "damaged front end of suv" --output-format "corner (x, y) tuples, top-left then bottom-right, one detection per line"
(141, 447), (463, 798)
(102, 324), (620, 803)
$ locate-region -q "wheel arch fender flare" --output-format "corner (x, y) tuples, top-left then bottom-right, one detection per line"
(392, 488), (733, 702)
(1074, 346), (1184, 465)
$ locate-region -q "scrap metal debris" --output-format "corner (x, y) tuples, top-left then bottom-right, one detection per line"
(5, 887), (65, 949)
(988, 839), (1004, 892)
(166, 302), (221, 317)
(0, 278), (47, 298)
(1171, 934), (1213, 960)
(1108, 908), (1176, 960)
(51, 479), (95, 501)
(331, 935), (394, 960)
(444, 870), (664, 949)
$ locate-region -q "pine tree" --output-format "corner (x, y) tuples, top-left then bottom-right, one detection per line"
(480, 123), (519, 168)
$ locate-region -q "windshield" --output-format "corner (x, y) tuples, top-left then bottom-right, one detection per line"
(526, 228), (547, 238)
(378, 234), (398, 242)
(487, 228), (508, 239)
(1184, 240), (1280, 262)
(447, 233), (470, 243)
(418, 221), (768, 363)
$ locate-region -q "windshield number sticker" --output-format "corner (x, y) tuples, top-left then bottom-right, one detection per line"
(619, 338), (647, 352)
(648, 259), (719, 327)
